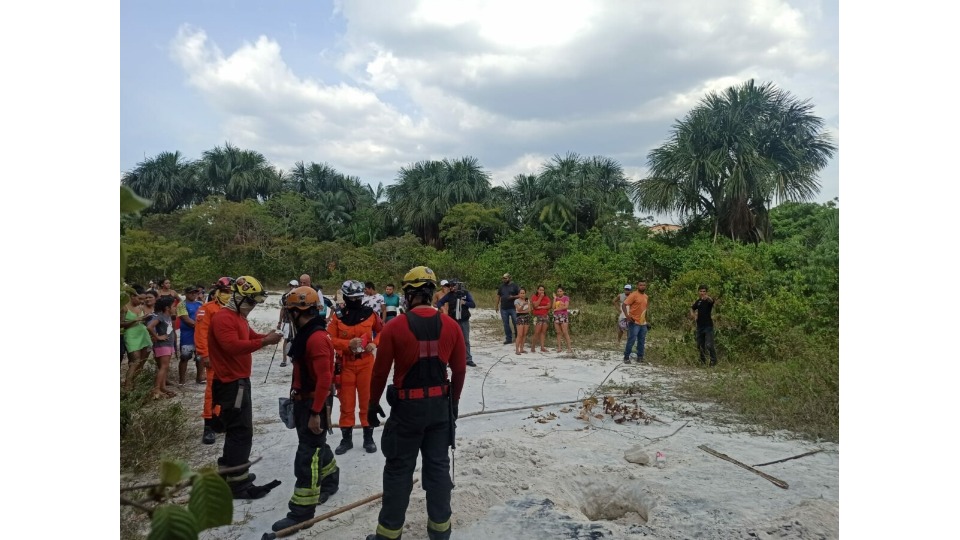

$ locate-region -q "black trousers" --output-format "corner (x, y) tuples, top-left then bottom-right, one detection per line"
(376, 397), (453, 538)
(212, 378), (254, 478)
(290, 400), (339, 506)
(696, 326), (717, 365)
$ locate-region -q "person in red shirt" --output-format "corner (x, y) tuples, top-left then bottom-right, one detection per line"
(270, 287), (341, 532)
(195, 277), (232, 445)
(529, 285), (551, 353)
(364, 266), (466, 540)
(328, 280), (383, 455)
(208, 275), (283, 499)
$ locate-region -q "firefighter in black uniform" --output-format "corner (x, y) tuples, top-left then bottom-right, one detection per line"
(365, 266), (467, 540)
(270, 286), (341, 532)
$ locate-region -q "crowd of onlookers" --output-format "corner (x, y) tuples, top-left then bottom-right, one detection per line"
(122, 273), (715, 401)
(121, 278), (208, 400)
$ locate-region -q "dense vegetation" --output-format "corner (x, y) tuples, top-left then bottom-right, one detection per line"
(121, 80), (839, 442)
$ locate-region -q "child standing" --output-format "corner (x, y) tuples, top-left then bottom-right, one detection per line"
(147, 296), (177, 399)
(514, 288), (531, 354)
(552, 286), (572, 354)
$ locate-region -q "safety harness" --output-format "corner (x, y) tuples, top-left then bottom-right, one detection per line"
(398, 310), (449, 399)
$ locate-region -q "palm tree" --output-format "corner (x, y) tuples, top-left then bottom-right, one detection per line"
(634, 80), (837, 242)
(535, 153), (634, 233)
(200, 142), (280, 202)
(494, 173), (540, 228)
(387, 157), (491, 247)
(315, 191), (352, 229)
(121, 150), (200, 213)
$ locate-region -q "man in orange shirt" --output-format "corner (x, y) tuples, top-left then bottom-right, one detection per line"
(195, 277), (233, 445)
(622, 280), (650, 364)
(208, 275), (283, 499)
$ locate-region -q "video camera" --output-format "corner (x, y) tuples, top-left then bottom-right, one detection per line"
(449, 279), (467, 298)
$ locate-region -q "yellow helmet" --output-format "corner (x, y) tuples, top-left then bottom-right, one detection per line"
(401, 266), (438, 291)
(233, 275), (267, 303)
(284, 286), (320, 311)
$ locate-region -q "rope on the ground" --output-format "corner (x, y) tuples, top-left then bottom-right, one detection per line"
(588, 360), (625, 400)
(478, 353), (511, 414)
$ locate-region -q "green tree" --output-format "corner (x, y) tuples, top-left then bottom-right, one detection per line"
(122, 151), (201, 214)
(200, 143), (280, 202)
(634, 80), (837, 243)
(440, 203), (507, 246)
(387, 157), (492, 247)
(516, 153), (634, 235)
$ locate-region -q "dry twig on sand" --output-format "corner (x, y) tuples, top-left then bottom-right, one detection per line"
(753, 449), (823, 467)
(698, 445), (789, 490)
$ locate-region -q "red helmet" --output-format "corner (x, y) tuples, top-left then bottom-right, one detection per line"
(215, 277), (234, 291)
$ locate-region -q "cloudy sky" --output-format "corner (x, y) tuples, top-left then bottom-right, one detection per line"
(121, 0), (839, 215)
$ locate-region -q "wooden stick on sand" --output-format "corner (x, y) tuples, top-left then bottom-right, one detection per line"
(262, 479), (419, 539)
(698, 445), (789, 490)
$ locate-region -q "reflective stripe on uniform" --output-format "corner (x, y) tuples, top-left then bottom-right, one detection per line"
(427, 518), (451, 532)
(291, 487), (320, 506)
(376, 523), (404, 539)
(321, 457), (338, 477)
(224, 471), (248, 483)
(290, 448), (339, 505)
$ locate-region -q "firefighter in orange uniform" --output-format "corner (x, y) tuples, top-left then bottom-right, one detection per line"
(327, 280), (383, 455)
(195, 276), (233, 445)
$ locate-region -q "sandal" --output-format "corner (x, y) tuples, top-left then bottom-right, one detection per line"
(149, 390), (166, 400)
(515, 351), (521, 355)
(540, 348), (547, 353)
(163, 390), (177, 398)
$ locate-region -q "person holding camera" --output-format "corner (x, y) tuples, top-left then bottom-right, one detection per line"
(436, 279), (477, 367)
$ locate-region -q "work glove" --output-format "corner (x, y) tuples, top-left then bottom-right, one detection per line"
(368, 403), (386, 427)
(452, 399), (459, 420)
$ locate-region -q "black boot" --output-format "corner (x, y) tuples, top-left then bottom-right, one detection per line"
(428, 527), (452, 540)
(366, 535), (398, 540)
(335, 428), (353, 455)
(271, 502), (316, 532)
(202, 422), (216, 445)
(363, 427), (377, 453)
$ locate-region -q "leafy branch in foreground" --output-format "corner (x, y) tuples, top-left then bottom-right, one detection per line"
(120, 458), (261, 539)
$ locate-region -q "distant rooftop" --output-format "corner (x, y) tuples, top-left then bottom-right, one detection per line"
(648, 223), (681, 234)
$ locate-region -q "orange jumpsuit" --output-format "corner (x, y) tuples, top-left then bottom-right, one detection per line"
(327, 312), (382, 428)
(194, 299), (223, 420)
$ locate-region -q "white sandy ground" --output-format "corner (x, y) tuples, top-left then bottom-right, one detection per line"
(126, 296), (838, 540)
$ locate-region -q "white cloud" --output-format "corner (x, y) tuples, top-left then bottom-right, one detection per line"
(165, 0), (838, 203)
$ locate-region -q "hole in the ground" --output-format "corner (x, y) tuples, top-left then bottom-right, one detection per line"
(567, 474), (655, 523)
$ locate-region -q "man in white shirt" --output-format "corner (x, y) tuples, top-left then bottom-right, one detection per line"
(362, 281), (386, 320)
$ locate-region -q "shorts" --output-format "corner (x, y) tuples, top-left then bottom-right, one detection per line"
(153, 345), (175, 358)
(618, 318), (628, 331)
(180, 344), (196, 361)
(534, 314), (549, 325)
(517, 314), (531, 326)
(553, 313), (569, 324)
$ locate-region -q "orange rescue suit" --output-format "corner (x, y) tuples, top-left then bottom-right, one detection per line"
(327, 312), (382, 428)
(194, 299), (223, 420)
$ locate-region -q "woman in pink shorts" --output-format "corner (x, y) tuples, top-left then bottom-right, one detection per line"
(146, 296), (177, 399)
(552, 286), (572, 354)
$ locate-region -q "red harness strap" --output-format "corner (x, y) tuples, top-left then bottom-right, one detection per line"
(396, 385), (449, 400)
